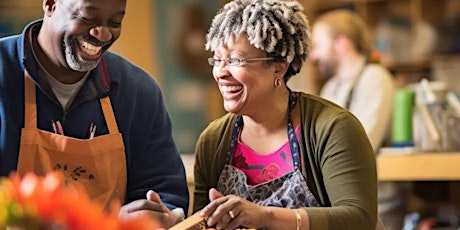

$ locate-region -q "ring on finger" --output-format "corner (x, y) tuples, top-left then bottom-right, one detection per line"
(228, 210), (235, 219)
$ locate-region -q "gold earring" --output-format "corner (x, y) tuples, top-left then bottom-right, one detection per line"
(274, 78), (282, 87)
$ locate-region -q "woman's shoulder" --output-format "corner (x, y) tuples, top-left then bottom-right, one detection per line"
(194, 113), (235, 163)
(206, 113), (235, 130)
(297, 92), (363, 129)
(298, 92), (349, 115)
(197, 113), (235, 143)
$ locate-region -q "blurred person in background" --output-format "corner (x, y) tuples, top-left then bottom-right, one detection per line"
(309, 9), (409, 230)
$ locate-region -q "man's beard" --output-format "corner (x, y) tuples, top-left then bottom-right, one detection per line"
(64, 35), (111, 72)
(317, 59), (337, 80)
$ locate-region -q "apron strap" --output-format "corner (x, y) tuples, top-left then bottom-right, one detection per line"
(100, 96), (119, 134)
(226, 92), (301, 170)
(24, 71), (37, 129)
(24, 68), (118, 135)
(99, 58), (119, 134)
(344, 63), (367, 110)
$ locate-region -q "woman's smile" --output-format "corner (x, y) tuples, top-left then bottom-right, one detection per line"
(220, 84), (243, 100)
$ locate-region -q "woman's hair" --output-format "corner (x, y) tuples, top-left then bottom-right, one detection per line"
(315, 10), (373, 59)
(205, 0), (311, 82)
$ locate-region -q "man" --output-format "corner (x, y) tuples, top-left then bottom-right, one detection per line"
(0, 0), (188, 228)
(309, 10), (409, 230)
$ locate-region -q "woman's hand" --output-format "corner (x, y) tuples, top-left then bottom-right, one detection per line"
(119, 190), (180, 228)
(200, 188), (268, 230)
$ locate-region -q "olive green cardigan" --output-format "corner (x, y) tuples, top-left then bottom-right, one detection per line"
(193, 93), (378, 229)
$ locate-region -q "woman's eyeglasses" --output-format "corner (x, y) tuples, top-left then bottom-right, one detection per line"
(208, 57), (274, 67)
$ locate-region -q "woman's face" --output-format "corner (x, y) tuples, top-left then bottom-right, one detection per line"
(211, 35), (278, 115)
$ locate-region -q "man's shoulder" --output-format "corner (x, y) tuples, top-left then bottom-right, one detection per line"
(1, 20), (39, 51)
(102, 51), (158, 85)
(363, 63), (393, 79)
(102, 51), (144, 72)
(0, 35), (22, 75)
(0, 34), (21, 53)
(360, 63), (394, 90)
(99, 52), (165, 105)
(0, 34), (19, 44)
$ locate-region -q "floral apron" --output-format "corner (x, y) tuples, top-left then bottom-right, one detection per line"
(217, 92), (320, 208)
(17, 69), (127, 209)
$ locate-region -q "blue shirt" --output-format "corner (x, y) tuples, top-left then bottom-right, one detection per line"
(0, 20), (189, 213)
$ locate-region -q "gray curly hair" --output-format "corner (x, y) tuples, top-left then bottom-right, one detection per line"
(205, 0), (311, 82)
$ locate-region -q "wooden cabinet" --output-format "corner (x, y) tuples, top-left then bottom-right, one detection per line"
(302, 0), (450, 28)
(298, 0), (459, 89)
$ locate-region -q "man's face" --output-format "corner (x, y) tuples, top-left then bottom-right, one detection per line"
(309, 23), (339, 79)
(43, 0), (126, 72)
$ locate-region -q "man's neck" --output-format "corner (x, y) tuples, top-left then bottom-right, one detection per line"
(336, 52), (366, 80)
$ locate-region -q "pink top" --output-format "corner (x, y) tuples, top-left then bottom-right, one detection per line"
(231, 125), (301, 185)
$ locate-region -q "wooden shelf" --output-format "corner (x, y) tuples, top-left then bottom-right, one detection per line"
(377, 152), (460, 181)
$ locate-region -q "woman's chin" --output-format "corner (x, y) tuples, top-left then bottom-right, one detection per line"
(223, 104), (242, 114)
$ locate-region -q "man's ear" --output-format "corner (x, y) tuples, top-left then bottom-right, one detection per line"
(43, 0), (57, 17)
(334, 35), (352, 53)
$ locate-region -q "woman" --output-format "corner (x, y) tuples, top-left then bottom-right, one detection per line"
(193, 0), (379, 229)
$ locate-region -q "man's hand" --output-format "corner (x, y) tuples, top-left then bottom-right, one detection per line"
(119, 190), (181, 228)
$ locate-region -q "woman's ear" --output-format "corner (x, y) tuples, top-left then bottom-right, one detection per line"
(274, 61), (289, 77)
(43, 0), (57, 17)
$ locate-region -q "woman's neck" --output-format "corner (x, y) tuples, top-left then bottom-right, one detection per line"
(242, 90), (293, 136)
(239, 90), (300, 154)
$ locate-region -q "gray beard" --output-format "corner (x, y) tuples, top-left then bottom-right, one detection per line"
(64, 42), (100, 72)
(318, 60), (337, 81)
(317, 65), (334, 80)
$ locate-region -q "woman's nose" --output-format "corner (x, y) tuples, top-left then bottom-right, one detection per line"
(213, 66), (230, 80)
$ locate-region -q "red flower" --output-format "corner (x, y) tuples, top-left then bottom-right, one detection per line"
(1, 172), (160, 230)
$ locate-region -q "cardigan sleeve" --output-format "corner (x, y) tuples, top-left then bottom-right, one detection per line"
(302, 102), (378, 230)
(192, 114), (233, 214)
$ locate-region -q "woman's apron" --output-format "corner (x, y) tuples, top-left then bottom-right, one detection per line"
(217, 92), (320, 208)
(17, 70), (127, 209)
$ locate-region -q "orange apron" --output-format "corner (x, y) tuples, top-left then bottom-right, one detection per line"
(17, 71), (127, 209)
